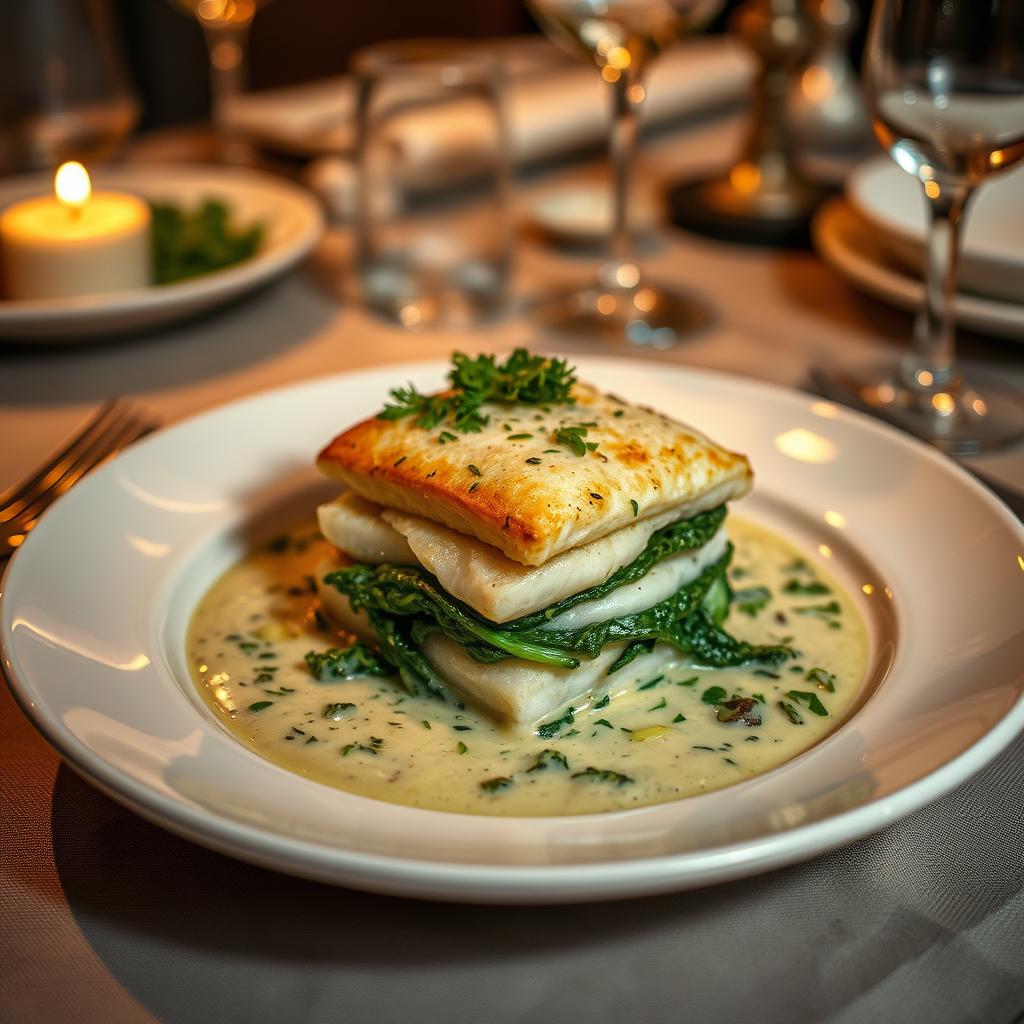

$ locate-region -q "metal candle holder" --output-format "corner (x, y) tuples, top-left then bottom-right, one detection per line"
(669, 0), (830, 246)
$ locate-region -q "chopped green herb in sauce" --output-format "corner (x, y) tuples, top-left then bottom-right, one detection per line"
(571, 767), (633, 787)
(480, 776), (514, 794)
(782, 579), (831, 596)
(785, 690), (829, 716)
(734, 586), (772, 617)
(806, 667), (836, 692)
(527, 749), (569, 773)
(322, 702), (356, 720)
(536, 706), (575, 739)
(701, 686), (728, 706)
(305, 644), (393, 682)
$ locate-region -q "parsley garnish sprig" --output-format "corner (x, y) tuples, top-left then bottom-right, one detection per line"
(377, 350), (576, 435)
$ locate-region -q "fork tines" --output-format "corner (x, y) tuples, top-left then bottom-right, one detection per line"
(0, 400), (159, 546)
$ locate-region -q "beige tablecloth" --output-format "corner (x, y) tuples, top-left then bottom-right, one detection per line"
(2, 110), (1022, 1024)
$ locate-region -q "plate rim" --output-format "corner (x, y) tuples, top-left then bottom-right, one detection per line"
(812, 197), (1024, 341)
(3, 357), (1023, 902)
(846, 154), (1024, 271)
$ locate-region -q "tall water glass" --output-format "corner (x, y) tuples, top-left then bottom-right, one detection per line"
(822, 0), (1024, 452)
(354, 42), (511, 329)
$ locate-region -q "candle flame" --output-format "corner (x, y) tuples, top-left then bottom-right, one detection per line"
(55, 161), (91, 209)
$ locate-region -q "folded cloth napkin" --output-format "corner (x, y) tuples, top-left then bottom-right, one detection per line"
(224, 36), (559, 158)
(226, 36), (752, 165)
(266, 35), (753, 220)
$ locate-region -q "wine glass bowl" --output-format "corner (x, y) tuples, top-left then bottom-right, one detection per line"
(822, 0), (1024, 452)
(530, 0), (720, 71)
(0, 0), (139, 175)
(527, 0), (724, 347)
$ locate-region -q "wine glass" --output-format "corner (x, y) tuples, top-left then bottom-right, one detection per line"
(169, 0), (273, 162)
(527, 0), (723, 348)
(0, 0), (139, 176)
(820, 0), (1024, 452)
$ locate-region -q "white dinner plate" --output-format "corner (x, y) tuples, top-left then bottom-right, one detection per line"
(3, 358), (1023, 904)
(847, 155), (1024, 303)
(0, 164), (323, 342)
(812, 198), (1024, 341)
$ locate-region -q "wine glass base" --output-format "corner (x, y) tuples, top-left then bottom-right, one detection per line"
(814, 363), (1024, 455)
(531, 279), (713, 348)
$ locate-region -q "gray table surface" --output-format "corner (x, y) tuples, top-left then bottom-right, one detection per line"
(2, 109), (1022, 1024)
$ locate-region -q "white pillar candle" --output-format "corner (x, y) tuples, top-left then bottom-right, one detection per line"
(0, 162), (151, 301)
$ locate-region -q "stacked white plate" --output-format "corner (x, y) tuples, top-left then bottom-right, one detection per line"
(812, 154), (1024, 341)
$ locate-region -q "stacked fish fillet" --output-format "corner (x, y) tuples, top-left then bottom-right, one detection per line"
(313, 354), (785, 725)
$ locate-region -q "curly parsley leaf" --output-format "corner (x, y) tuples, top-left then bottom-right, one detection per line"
(377, 350), (576, 435)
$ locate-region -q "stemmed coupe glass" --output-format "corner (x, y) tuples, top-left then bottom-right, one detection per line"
(528, 0), (723, 348)
(169, 0), (273, 162)
(822, 0), (1024, 452)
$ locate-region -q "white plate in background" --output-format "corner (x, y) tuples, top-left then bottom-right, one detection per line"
(2, 358), (1023, 903)
(847, 155), (1024, 304)
(813, 198), (1024, 341)
(0, 164), (323, 342)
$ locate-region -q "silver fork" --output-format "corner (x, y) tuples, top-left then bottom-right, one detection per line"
(1, 400), (160, 560)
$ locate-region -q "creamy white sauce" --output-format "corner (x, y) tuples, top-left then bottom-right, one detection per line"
(188, 518), (869, 817)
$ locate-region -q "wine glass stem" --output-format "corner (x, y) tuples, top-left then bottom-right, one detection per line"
(902, 182), (973, 396)
(200, 17), (253, 162)
(609, 66), (644, 269)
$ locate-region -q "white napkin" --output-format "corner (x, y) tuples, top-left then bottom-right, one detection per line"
(227, 36), (752, 166)
(230, 36), (753, 219)
(386, 37), (754, 176)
